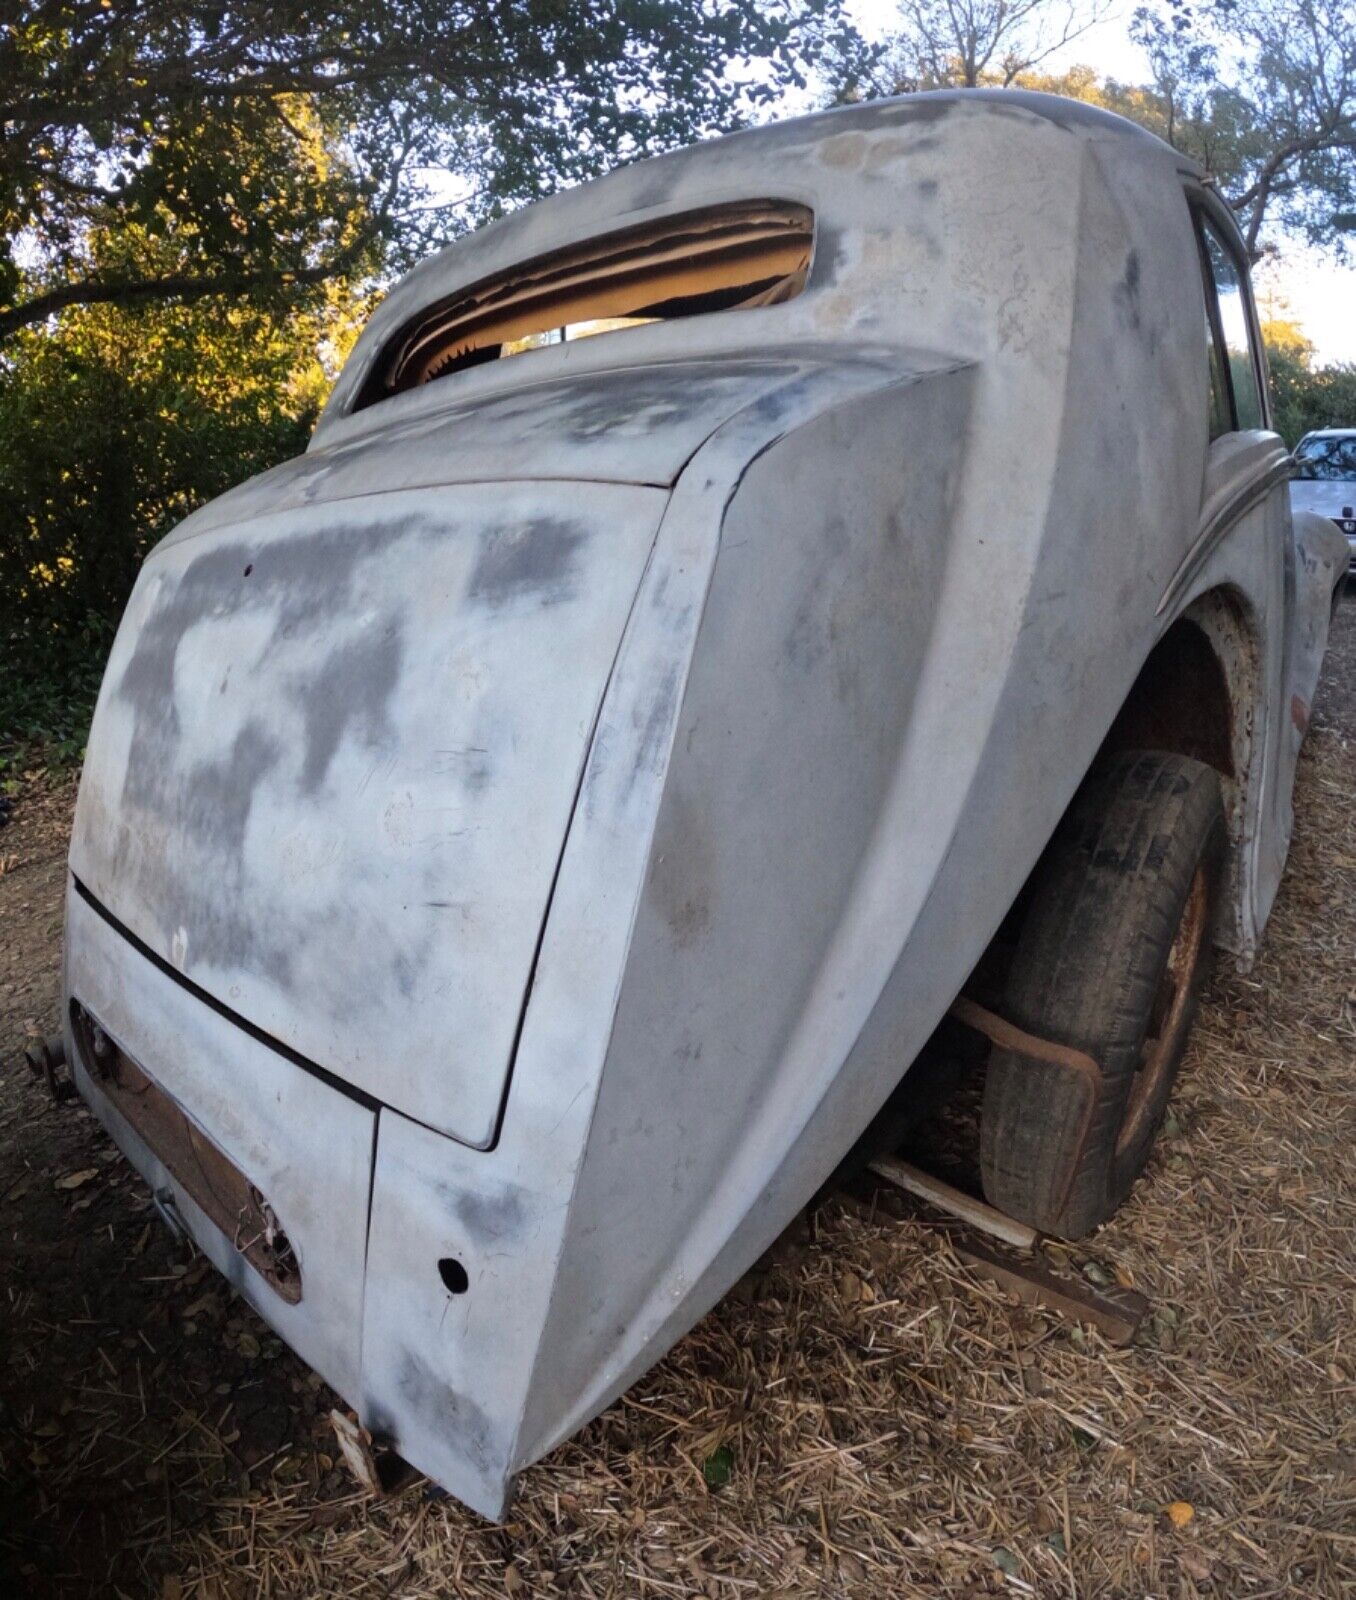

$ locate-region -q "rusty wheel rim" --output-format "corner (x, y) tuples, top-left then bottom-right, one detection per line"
(1117, 866), (1210, 1155)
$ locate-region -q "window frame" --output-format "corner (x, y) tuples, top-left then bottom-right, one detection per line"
(353, 199), (815, 412)
(1188, 192), (1271, 437)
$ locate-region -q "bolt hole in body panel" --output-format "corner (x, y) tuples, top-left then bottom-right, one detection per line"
(438, 1258), (470, 1295)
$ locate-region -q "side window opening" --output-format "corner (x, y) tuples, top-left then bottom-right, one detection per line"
(1203, 291), (1233, 442)
(355, 200), (814, 411)
(1194, 208), (1265, 437)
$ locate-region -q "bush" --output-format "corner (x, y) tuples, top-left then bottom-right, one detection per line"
(0, 291), (354, 763)
(1263, 320), (1356, 448)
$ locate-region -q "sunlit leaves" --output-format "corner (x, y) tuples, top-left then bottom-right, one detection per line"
(0, 257), (370, 726)
(1, 0), (857, 331)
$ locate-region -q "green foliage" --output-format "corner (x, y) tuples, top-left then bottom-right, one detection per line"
(2, 1), (857, 334)
(1129, 0), (1356, 256)
(0, 280), (358, 755)
(1261, 320), (1356, 446)
(701, 1444), (735, 1489)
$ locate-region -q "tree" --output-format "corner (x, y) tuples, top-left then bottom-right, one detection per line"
(844, 0), (1108, 96)
(845, 0), (1355, 259)
(1261, 319), (1356, 444)
(1, 0), (857, 339)
(1132, 0), (1356, 256)
(1, 74), (389, 743)
(0, 258), (364, 743)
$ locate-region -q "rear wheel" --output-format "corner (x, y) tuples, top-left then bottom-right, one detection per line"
(979, 751), (1225, 1239)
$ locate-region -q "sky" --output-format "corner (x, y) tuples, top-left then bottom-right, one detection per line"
(845, 0), (1356, 363)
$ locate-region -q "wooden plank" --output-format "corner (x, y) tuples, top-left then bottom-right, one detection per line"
(868, 1155), (1039, 1250)
(330, 1410), (423, 1497)
(956, 1235), (1149, 1347)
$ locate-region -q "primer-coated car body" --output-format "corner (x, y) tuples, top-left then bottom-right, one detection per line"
(64, 90), (1348, 1518)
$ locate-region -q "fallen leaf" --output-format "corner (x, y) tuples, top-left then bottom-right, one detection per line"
(1164, 1500), (1195, 1528)
(992, 1546), (1020, 1576)
(1178, 1549), (1213, 1580)
(702, 1443), (734, 1489)
(1029, 1503), (1059, 1536)
(236, 1332), (261, 1358)
(55, 1168), (98, 1191)
(838, 1271), (863, 1304)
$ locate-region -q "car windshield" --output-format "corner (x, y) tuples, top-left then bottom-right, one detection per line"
(1292, 436), (1356, 481)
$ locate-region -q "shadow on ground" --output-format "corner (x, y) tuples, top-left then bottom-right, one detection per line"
(2, 607), (1354, 1598)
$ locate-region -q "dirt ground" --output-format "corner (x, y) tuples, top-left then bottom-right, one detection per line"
(2, 607), (1353, 1600)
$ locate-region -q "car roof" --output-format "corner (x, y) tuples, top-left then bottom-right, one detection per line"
(780, 88), (1194, 161)
(319, 90), (1200, 444)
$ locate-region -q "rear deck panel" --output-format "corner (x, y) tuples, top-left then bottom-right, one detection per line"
(64, 883), (376, 1401)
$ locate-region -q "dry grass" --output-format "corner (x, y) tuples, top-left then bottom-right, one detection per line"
(3, 607), (1354, 1599)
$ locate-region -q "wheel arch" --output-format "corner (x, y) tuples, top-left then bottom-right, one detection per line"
(1096, 584), (1263, 956)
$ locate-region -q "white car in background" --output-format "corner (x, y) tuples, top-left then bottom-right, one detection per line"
(1290, 429), (1356, 578)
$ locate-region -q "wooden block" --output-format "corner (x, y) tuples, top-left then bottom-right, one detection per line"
(868, 1155), (1039, 1250)
(956, 1235), (1149, 1346)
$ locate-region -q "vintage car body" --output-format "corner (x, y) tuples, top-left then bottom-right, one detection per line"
(64, 91), (1347, 1517)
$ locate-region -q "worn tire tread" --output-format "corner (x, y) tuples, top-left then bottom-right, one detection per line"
(979, 751), (1225, 1238)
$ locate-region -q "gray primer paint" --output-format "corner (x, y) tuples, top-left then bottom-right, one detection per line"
(66, 91), (1348, 1520)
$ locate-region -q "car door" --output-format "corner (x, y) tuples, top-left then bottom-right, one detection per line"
(1187, 191), (1300, 934)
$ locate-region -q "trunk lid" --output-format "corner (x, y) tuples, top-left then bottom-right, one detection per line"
(71, 479), (666, 1147)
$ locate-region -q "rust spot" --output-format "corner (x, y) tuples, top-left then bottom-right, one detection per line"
(71, 1002), (302, 1302)
(1290, 693), (1309, 733)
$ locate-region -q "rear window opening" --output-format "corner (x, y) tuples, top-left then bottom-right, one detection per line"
(355, 199), (814, 410)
